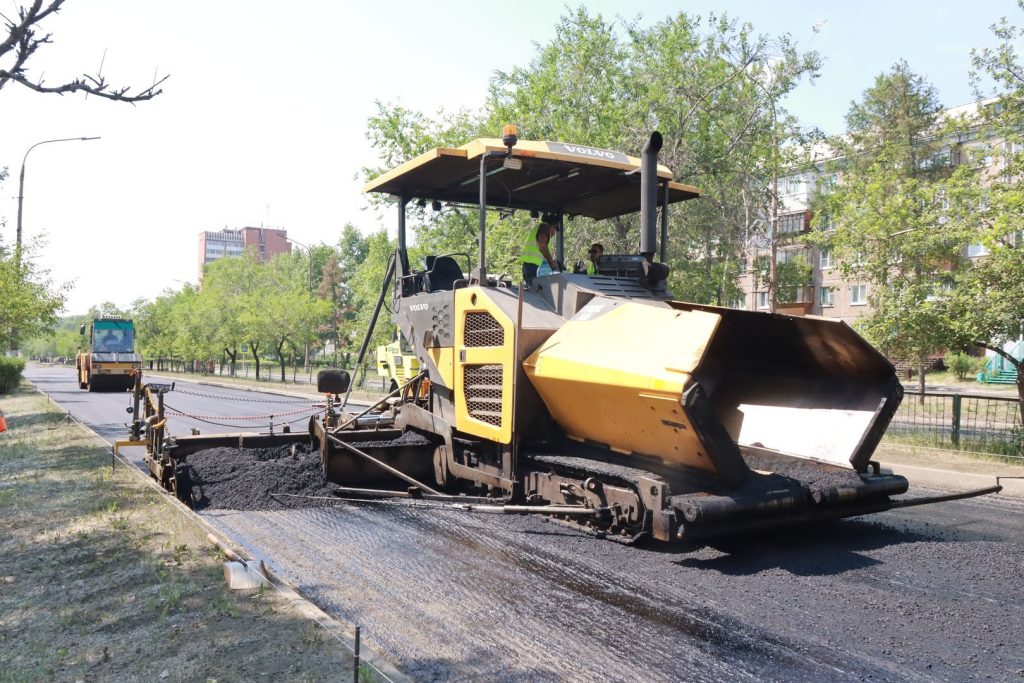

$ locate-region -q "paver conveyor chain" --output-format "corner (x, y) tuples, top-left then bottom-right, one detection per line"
(171, 388), (319, 405)
(162, 402), (322, 422)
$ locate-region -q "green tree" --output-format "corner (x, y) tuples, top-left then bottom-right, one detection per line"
(952, 1), (1024, 410)
(133, 292), (177, 370)
(197, 253), (262, 375)
(364, 8), (820, 305)
(262, 254), (331, 382)
(315, 226), (370, 362)
(0, 237), (67, 349)
(349, 230), (398, 371)
(807, 63), (966, 400)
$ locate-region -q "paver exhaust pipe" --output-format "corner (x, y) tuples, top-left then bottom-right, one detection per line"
(640, 131), (662, 261)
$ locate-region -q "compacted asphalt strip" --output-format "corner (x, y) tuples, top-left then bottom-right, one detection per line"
(24, 364), (1024, 682)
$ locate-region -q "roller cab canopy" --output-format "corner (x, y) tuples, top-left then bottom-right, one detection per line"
(362, 137), (701, 220)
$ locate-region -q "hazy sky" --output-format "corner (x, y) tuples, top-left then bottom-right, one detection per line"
(1, 0), (1019, 314)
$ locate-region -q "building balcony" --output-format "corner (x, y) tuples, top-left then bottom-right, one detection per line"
(776, 286), (814, 316)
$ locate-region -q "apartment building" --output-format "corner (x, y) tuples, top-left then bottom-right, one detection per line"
(197, 226), (291, 278)
(735, 99), (1001, 324)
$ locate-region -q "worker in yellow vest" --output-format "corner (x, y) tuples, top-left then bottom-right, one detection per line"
(520, 214), (559, 286)
(586, 243), (604, 275)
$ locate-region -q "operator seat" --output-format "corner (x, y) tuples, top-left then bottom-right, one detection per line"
(424, 255), (464, 292)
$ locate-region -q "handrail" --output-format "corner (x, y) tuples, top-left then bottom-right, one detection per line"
(901, 390), (1020, 402)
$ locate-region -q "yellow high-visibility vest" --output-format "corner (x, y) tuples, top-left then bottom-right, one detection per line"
(520, 225), (544, 266)
(586, 261), (598, 275)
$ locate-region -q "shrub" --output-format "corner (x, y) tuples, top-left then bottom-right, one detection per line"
(944, 351), (984, 381)
(0, 356), (26, 393)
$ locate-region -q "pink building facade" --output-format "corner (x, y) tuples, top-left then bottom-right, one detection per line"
(198, 227), (291, 278)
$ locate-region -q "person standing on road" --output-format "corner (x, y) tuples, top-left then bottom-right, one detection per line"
(521, 214), (559, 287)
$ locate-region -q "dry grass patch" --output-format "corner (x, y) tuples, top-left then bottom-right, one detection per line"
(0, 384), (362, 682)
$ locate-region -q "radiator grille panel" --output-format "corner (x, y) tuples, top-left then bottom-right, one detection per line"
(465, 312), (505, 347)
(464, 364), (503, 427)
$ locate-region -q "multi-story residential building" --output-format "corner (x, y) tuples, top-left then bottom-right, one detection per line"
(197, 226), (291, 278)
(734, 99), (1001, 325)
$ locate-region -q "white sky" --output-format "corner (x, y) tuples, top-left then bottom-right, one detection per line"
(1, 0), (1018, 314)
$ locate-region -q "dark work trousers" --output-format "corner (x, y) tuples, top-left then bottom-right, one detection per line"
(522, 262), (538, 287)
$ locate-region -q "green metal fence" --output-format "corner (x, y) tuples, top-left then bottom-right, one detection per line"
(887, 391), (1022, 459)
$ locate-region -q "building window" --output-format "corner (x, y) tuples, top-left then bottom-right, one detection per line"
(819, 286), (834, 307)
(967, 243), (990, 257)
(817, 211), (834, 232)
(918, 151), (950, 170)
(927, 280), (954, 301)
(757, 291), (769, 309)
(850, 284), (867, 305)
(779, 213), (804, 234)
(819, 249), (833, 269)
(733, 294), (747, 310)
(819, 174), (838, 193)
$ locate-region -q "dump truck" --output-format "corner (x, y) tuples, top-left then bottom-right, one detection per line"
(131, 127), (999, 543)
(77, 316), (141, 392)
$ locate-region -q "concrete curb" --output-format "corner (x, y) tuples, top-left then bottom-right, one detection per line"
(879, 461), (1024, 499)
(27, 381), (408, 682)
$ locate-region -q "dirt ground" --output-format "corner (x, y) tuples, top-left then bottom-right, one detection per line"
(0, 384), (370, 683)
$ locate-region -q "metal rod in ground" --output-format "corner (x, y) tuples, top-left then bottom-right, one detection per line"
(353, 625), (361, 683)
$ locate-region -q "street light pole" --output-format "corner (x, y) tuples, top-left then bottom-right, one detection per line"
(16, 136), (102, 259)
(286, 237), (314, 372)
(9, 136), (101, 357)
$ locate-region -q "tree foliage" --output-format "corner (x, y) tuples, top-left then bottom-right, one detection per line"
(121, 246), (348, 379)
(0, 236), (67, 349)
(955, 0), (1024, 407)
(364, 8), (820, 305)
(806, 62), (970, 397)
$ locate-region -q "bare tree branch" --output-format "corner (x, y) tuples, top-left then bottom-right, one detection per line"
(974, 341), (1021, 369)
(1, 0), (167, 103)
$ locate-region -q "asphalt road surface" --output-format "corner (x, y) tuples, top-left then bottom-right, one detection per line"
(25, 365), (1024, 682)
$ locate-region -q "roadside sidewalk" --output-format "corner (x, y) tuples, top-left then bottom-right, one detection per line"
(876, 442), (1024, 498)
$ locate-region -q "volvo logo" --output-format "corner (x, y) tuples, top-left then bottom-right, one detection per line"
(409, 303), (429, 312)
(562, 145), (614, 159)
(548, 142), (629, 164)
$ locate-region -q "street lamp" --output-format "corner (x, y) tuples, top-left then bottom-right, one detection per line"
(9, 136), (101, 357)
(285, 237), (314, 371)
(16, 136), (102, 256)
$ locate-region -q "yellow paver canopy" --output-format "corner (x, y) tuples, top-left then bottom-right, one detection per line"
(363, 138), (700, 220)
